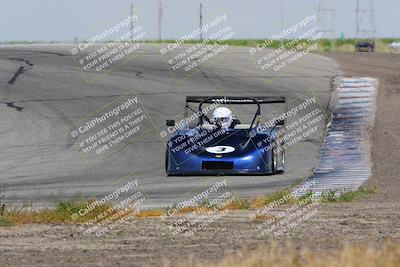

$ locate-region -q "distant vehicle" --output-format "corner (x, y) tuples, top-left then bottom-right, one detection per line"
(165, 96), (286, 176)
(389, 42), (400, 52)
(355, 40), (375, 52)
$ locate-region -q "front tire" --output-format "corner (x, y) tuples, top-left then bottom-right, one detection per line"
(272, 146), (277, 174)
(276, 148), (285, 174)
(273, 139), (285, 174)
(165, 147), (169, 176)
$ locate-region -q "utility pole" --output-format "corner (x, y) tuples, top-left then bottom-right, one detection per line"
(199, 3), (203, 42)
(130, 4), (134, 42)
(317, 0), (336, 47)
(356, 0), (376, 39)
(158, 0), (163, 42)
(280, 0), (284, 46)
(280, 0), (284, 33)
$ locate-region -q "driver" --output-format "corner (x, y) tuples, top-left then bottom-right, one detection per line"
(213, 107), (235, 129)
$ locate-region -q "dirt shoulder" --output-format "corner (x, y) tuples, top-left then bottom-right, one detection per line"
(1, 52), (399, 267)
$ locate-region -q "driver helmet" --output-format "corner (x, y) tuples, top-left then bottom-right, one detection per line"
(213, 107), (233, 129)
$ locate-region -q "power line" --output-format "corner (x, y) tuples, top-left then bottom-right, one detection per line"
(158, 0), (163, 42)
(281, 0), (284, 33)
(199, 3), (203, 42)
(130, 4), (134, 42)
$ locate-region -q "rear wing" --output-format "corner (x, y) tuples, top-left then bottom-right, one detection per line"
(186, 96), (286, 104)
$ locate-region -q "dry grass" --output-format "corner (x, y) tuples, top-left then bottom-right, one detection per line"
(250, 214), (277, 222)
(136, 209), (164, 218)
(163, 242), (400, 267)
(0, 186), (376, 225)
(1, 200), (135, 225)
(249, 196), (267, 208)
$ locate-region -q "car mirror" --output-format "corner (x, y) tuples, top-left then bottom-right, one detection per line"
(166, 120), (175, 127)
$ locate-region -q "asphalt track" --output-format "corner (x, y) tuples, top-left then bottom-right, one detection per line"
(0, 44), (340, 208)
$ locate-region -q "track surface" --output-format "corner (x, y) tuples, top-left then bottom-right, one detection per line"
(0, 44), (339, 207)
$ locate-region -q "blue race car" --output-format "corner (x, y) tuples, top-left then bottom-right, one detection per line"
(165, 96), (285, 176)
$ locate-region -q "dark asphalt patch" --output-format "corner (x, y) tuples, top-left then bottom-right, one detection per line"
(7, 57), (34, 66)
(5, 102), (24, 111)
(7, 66), (24, 85)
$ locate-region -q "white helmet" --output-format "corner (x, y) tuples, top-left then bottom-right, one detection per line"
(213, 107), (233, 129)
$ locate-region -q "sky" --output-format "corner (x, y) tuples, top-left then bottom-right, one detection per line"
(0, 0), (398, 41)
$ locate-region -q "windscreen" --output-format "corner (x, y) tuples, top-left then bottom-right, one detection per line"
(181, 102), (287, 129)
